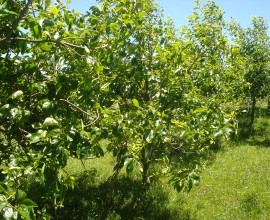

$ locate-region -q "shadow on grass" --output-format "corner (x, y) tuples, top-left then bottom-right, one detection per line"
(245, 138), (270, 148)
(57, 170), (192, 220)
(236, 111), (254, 140)
(247, 115), (270, 147)
(240, 192), (263, 216)
(235, 106), (270, 147)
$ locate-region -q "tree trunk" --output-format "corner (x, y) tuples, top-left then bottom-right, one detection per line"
(268, 97), (270, 115)
(250, 96), (256, 129)
(141, 146), (150, 186)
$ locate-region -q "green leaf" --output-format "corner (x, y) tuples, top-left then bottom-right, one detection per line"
(41, 18), (54, 27)
(1, 104), (10, 110)
(1, 205), (15, 219)
(0, 200), (8, 212)
(84, 46), (90, 53)
(64, 10), (70, 25)
(1, 9), (18, 16)
(214, 130), (223, 138)
(17, 190), (27, 202)
(138, 11), (147, 19)
(193, 107), (208, 114)
(28, 133), (41, 144)
(132, 99), (140, 108)
(124, 158), (134, 174)
(45, 0), (50, 9)
(21, 199), (38, 208)
(42, 101), (52, 110)
(126, 160), (134, 174)
(94, 63), (104, 74)
(32, 24), (42, 38)
(10, 108), (19, 118)
(175, 181), (184, 192)
(43, 117), (59, 127)
(99, 139), (110, 148)
(50, 7), (59, 16)
(11, 90), (23, 99)
(101, 82), (110, 92)
(40, 43), (52, 51)
(0, 185), (7, 195)
(19, 209), (33, 220)
(145, 129), (154, 143)
(31, 122), (42, 129)
(171, 119), (189, 130)
(65, 176), (75, 190)
(33, 82), (48, 94)
(187, 178), (193, 192)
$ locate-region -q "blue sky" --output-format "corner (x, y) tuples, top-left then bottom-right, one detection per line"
(69, 0), (270, 28)
(157, 0), (270, 28)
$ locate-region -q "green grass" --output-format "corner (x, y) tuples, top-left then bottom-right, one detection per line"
(176, 145), (270, 220)
(56, 100), (270, 219)
(60, 145), (270, 219)
(62, 153), (116, 184)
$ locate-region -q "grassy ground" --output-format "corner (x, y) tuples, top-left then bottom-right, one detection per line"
(177, 145), (270, 220)
(58, 100), (270, 219)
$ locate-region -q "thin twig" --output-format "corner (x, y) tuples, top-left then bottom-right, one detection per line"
(186, 53), (202, 73)
(59, 98), (100, 125)
(59, 98), (91, 116)
(80, 159), (87, 171)
(62, 42), (83, 57)
(85, 111), (100, 127)
(61, 169), (70, 176)
(61, 41), (77, 59)
(61, 36), (88, 40)
(19, 127), (30, 134)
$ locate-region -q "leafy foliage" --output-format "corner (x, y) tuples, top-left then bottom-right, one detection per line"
(0, 0), (96, 218)
(0, 0), (267, 218)
(229, 17), (270, 128)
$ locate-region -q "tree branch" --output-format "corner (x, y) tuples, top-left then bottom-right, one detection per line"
(59, 99), (100, 125)
(187, 53), (203, 73)
(6, 0), (33, 40)
(0, 37), (85, 50)
(59, 99), (91, 116)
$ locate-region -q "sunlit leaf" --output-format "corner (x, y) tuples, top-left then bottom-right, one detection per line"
(11, 90), (23, 99)
(132, 99), (140, 108)
(50, 7), (59, 16)
(43, 117), (59, 127)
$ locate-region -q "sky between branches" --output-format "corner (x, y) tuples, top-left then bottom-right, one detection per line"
(69, 0), (270, 29)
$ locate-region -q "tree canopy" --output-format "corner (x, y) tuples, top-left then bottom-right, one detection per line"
(0, 0), (269, 219)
